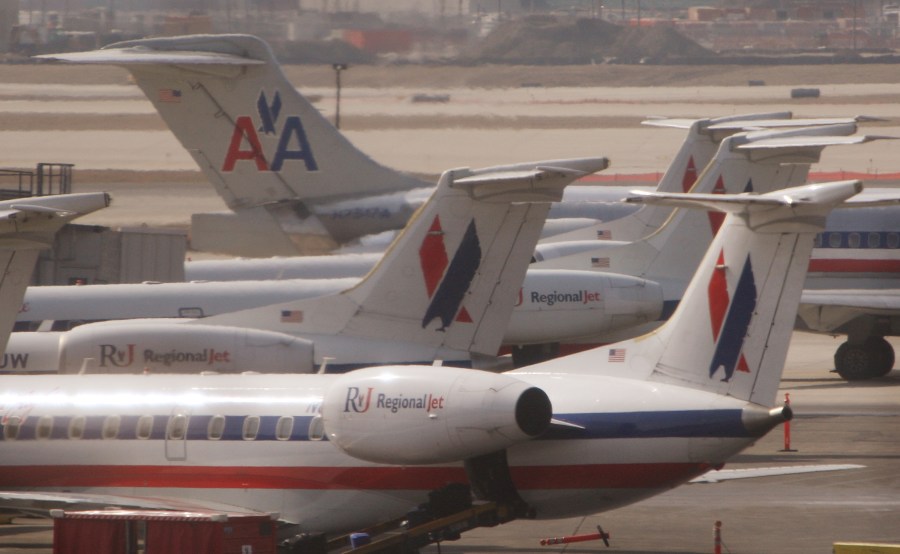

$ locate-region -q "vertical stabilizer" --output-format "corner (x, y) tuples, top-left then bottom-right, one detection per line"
(630, 180), (863, 405)
(200, 159), (607, 357)
(40, 35), (428, 210)
(531, 124), (871, 308)
(542, 114), (867, 245)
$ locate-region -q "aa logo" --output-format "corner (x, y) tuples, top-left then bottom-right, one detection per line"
(418, 216), (481, 331)
(707, 250), (757, 382)
(222, 90), (319, 173)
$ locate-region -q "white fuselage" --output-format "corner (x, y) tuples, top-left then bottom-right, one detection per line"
(0, 371), (772, 534)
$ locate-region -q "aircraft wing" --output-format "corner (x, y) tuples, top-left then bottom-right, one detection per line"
(801, 290), (900, 314)
(691, 464), (865, 483)
(737, 134), (893, 150)
(37, 47), (264, 66)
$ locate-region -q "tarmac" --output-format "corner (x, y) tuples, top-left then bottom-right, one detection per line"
(1, 333), (898, 554)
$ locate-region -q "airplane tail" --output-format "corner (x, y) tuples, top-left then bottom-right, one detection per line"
(40, 34), (427, 210)
(543, 113), (866, 245)
(626, 180), (863, 406)
(0, 193), (110, 353)
(201, 158), (608, 357)
(532, 124), (874, 301)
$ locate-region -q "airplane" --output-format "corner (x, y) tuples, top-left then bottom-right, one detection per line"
(4, 158), (666, 374)
(0, 180), (877, 546)
(37, 34), (627, 256)
(36, 34), (866, 257)
(5, 125), (887, 372)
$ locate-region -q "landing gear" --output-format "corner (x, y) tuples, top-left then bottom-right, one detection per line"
(834, 336), (895, 380)
(511, 343), (559, 367)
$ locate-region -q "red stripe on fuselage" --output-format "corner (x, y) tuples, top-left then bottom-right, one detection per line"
(1, 463), (711, 491)
(808, 258), (900, 273)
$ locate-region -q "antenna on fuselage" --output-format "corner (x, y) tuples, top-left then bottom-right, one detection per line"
(317, 357), (335, 374)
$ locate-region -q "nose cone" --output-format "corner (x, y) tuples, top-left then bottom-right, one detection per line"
(742, 403), (793, 437)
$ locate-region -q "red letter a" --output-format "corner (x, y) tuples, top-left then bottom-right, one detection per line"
(222, 116), (269, 171)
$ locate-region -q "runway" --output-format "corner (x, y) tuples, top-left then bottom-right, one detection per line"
(3, 79), (900, 176)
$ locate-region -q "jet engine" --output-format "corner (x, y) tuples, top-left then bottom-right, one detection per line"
(15, 322), (317, 373)
(505, 269), (663, 344)
(321, 366), (552, 465)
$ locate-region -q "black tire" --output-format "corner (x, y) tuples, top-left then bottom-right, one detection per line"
(866, 336), (895, 378)
(511, 343), (559, 367)
(834, 341), (875, 381)
(834, 338), (895, 380)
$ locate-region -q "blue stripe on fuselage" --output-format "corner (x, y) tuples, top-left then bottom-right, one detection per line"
(543, 409), (749, 440)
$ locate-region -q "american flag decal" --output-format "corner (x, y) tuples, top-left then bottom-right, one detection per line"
(280, 310), (303, 323)
(596, 229), (612, 240)
(591, 257), (610, 268)
(608, 348), (626, 362)
(158, 88), (182, 103)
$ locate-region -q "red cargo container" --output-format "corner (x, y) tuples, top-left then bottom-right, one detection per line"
(52, 508), (277, 554)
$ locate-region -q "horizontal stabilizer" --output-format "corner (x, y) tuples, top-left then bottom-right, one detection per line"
(626, 180), (863, 214)
(37, 46), (264, 66)
(466, 157), (610, 177)
(711, 116), (878, 131)
(453, 166), (596, 202)
(737, 134), (894, 150)
(643, 114), (875, 131)
(641, 112), (794, 130)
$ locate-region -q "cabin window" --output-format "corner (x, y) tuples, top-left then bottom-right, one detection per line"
(178, 307), (204, 318)
(36, 416), (54, 440)
(847, 233), (861, 249)
(275, 416), (294, 441)
(308, 416), (325, 441)
(102, 416), (121, 440)
(167, 414), (188, 440)
(69, 416), (86, 440)
(814, 233), (824, 248)
(208, 415), (226, 440)
(136, 415), (154, 440)
(242, 416), (260, 440)
(13, 321), (40, 332)
(3, 416), (22, 440)
(888, 233), (900, 249)
(828, 233), (842, 248)
(869, 233), (881, 248)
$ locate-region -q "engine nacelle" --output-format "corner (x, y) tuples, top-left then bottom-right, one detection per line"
(504, 269), (663, 344)
(321, 366), (552, 465)
(51, 322), (315, 373)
